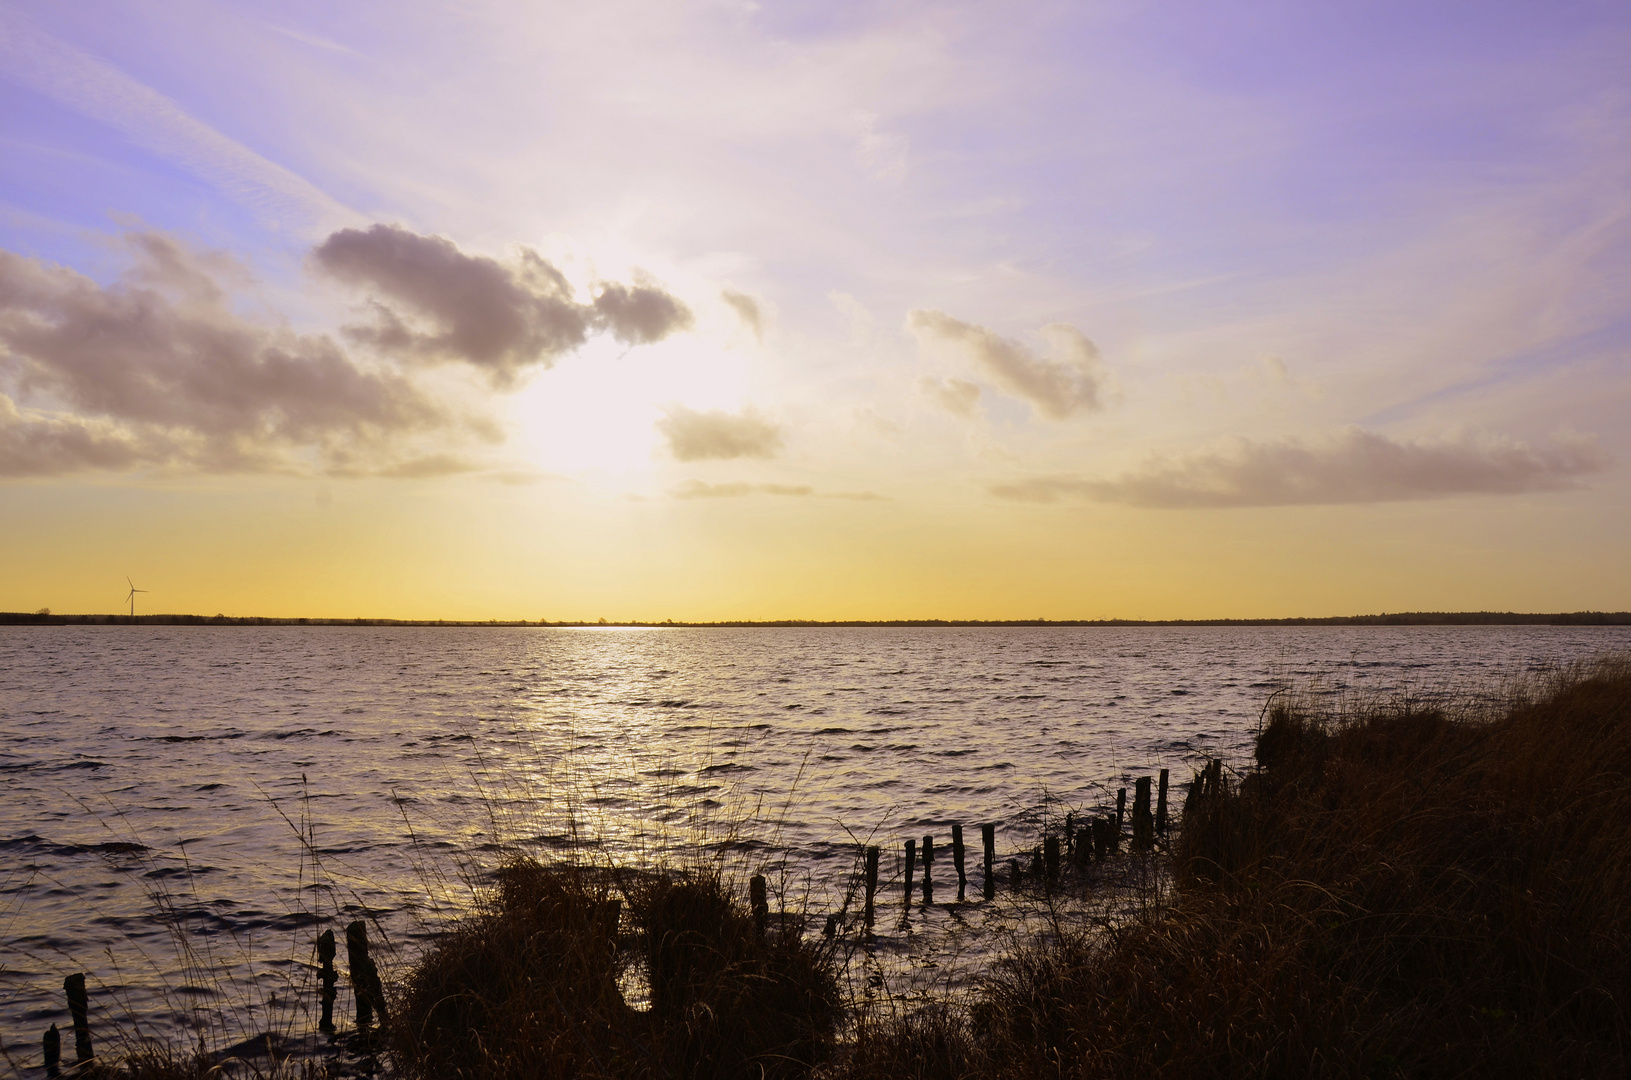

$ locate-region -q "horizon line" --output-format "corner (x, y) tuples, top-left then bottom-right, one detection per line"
(4, 610), (1631, 628)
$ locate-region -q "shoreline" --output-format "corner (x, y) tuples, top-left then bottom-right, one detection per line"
(5, 610), (1630, 628)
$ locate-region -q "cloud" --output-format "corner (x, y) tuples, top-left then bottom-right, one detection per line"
(313, 224), (690, 383)
(720, 289), (764, 342)
(908, 310), (1107, 420)
(0, 9), (349, 228)
(657, 405), (784, 461)
(992, 428), (1612, 508)
(674, 480), (812, 498)
(672, 479), (883, 500)
(921, 376), (981, 416)
(0, 234), (456, 477)
(592, 282), (694, 345)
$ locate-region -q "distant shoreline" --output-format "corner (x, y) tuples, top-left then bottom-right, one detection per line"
(4, 610), (1629, 627)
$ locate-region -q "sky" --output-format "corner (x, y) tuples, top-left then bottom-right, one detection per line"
(2, 0), (1629, 620)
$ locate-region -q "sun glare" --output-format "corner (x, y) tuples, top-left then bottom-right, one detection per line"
(506, 336), (754, 480)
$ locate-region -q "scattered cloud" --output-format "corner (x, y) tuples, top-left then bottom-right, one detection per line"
(674, 480), (810, 498)
(992, 428), (1612, 508)
(908, 310), (1108, 420)
(921, 376), (982, 417)
(672, 479), (884, 500)
(592, 281), (694, 345)
(657, 405), (784, 461)
(313, 224), (690, 384)
(720, 289), (764, 343)
(0, 234), (458, 477)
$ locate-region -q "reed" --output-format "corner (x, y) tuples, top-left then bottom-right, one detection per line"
(834, 656), (1631, 1079)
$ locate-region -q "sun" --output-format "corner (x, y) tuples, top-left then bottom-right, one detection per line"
(505, 335), (754, 480)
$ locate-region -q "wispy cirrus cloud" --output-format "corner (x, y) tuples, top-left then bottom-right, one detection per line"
(657, 405), (784, 461)
(908, 310), (1108, 420)
(993, 428), (1612, 508)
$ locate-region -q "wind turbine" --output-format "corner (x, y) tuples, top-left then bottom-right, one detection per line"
(125, 577), (147, 617)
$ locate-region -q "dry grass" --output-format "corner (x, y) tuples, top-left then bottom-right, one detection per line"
(387, 860), (841, 1080)
(832, 657), (1631, 1080)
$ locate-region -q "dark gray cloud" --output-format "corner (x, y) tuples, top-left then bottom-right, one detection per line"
(593, 282), (693, 345)
(0, 234), (454, 477)
(908, 310), (1106, 420)
(657, 405), (784, 461)
(992, 428), (1611, 508)
(314, 224), (690, 381)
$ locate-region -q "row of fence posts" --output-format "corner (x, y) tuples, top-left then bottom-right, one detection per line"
(40, 763), (1217, 1070)
(851, 768), (1179, 929)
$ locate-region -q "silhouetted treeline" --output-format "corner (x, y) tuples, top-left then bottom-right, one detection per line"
(4, 611), (1629, 627)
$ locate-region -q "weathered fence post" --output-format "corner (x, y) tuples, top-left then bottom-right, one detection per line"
(863, 845), (881, 927)
(981, 824), (996, 900)
(43, 1023), (60, 1078)
(1043, 835), (1061, 884)
(1156, 768), (1170, 834)
(64, 973), (91, 1063)
(1133, 776), (1154, 851)
(951, 824), (967, 901)
(317, 929), (338, 1033)
(346, 920), (386, 1030)
(1115, 787), (1127, 837)
(750, 875), (769, 938)
(921, 836), (934, 903)
(1074, 826), (1092, 867)
(903, 839), (916, 910)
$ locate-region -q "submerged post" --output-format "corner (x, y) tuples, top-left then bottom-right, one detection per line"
(43, 1024), (60, 1078)
(750, 875), (769, 938)
(1074, 826), (1091, 867)
(863, 845), (881, 927)
(951, 824), (967, 901)
(1156, 768), (1170, 834)
(317, 929), (339, 1033)
(64, 973), (91, 1063)
(346, 920), (386, 1030)
(903, 839), (916, 910)
(981, 823), (996, 900)
(1043, 835), (1061, 884)
(921, 836), (935, 903)
(1133, 776), (1154, 851)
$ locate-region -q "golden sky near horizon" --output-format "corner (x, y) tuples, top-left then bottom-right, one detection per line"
(2, 2), (1629, 620)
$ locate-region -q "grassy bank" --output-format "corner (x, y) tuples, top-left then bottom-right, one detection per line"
(371, 659), (1631, 1079)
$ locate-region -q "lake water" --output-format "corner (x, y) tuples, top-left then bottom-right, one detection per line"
(3, 624), (1628, 1070)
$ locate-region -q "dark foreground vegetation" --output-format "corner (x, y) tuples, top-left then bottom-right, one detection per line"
(25, 659), (1631, 1078)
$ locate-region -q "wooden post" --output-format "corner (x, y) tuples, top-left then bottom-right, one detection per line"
(1043, 835), (1060, 883)
(903, 839), (916, 909)
(1008, 858), (1021, 887)
(1133, 776), (1154, 851)
(346, 920), (385, 1029)
(1074, 826), (1091, 867)
(64, 973), (91, 1063)
(1064, 812), (1074, 859)
(981, 824), (996, 900)
(317, 929), (338, 1033)
(750, 875), (769, 938)
(951, 824), (967, 901)
(863, 845), (880, 927)
(43, 1024), (60, 1078)
(921, 836), (934, 903)
(1115, 787), (1127, 837)
(1156, 768), (1170, 834)
(1104, 813), (1121, 856)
